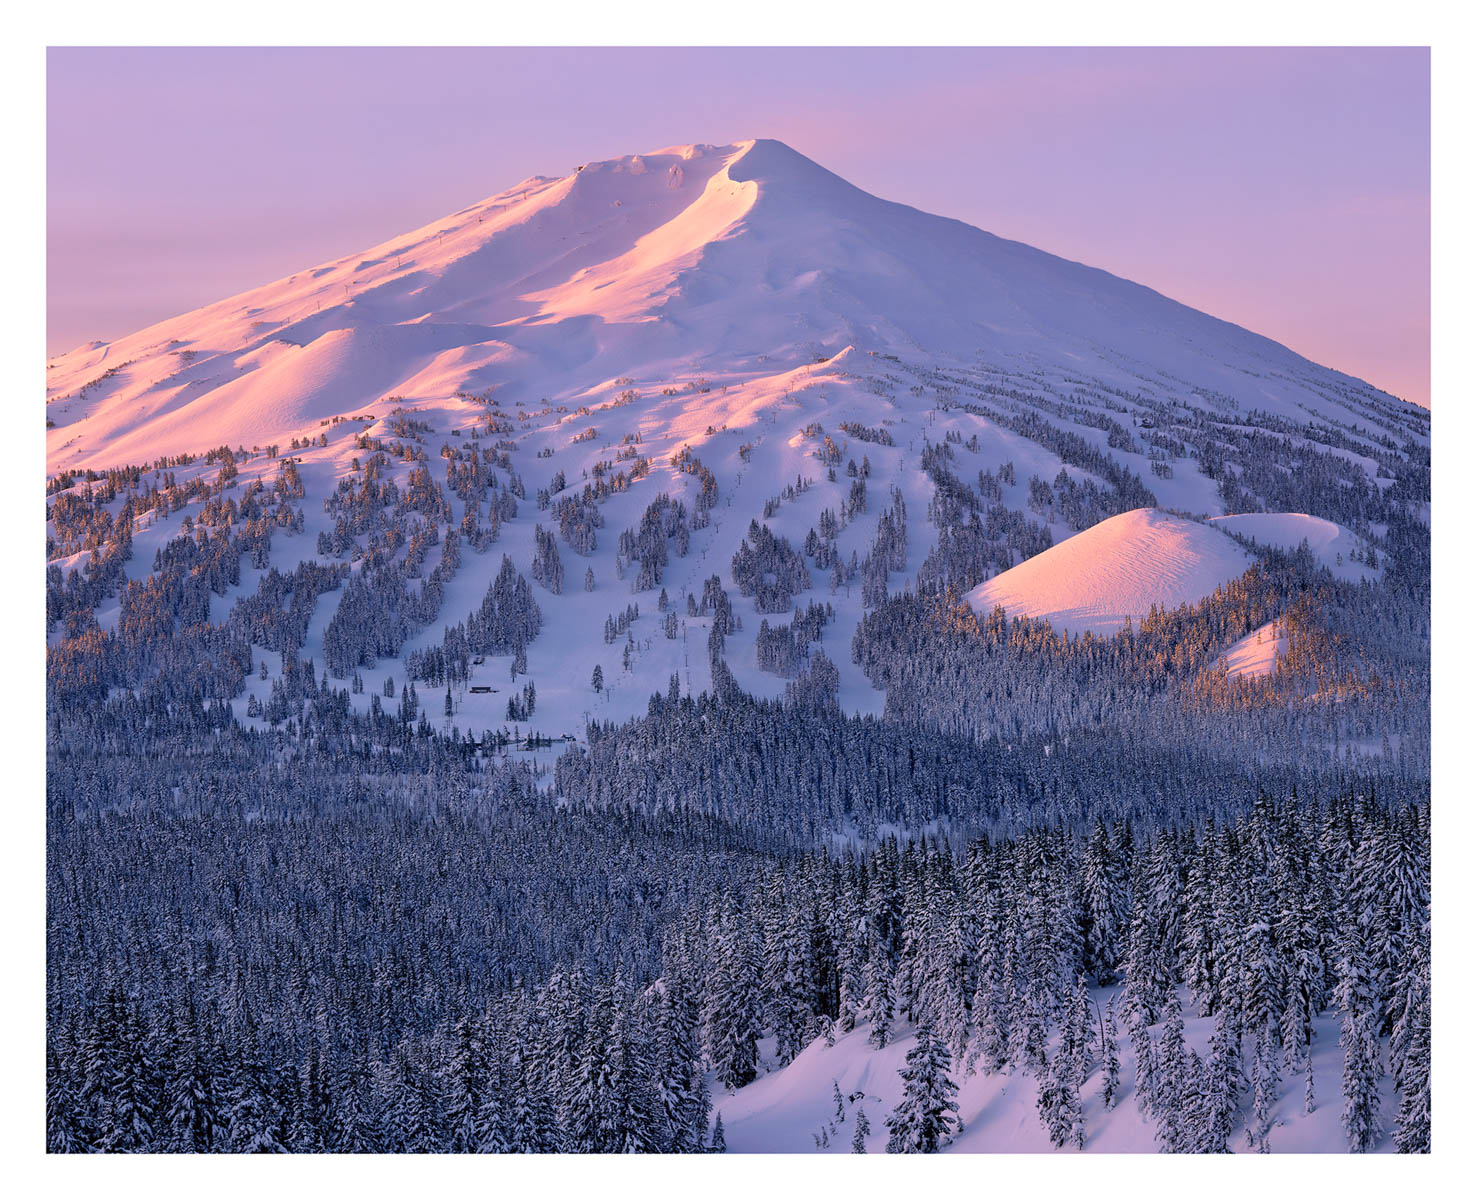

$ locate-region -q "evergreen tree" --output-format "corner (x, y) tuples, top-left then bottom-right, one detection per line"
(1337, 933), (1384, 1152)
(703, 902), (763, 1091)
(1390, 926), (1430, 1153)
(1200, 1006), (1242, 1153)
(1100, 994), (1121, 1110)
(1038, 1043), (1084, 1149)
(885, 1025), (960, 1153)
(1153, 988), (1189, 1151)
(1248, 1017), (1280, 1152)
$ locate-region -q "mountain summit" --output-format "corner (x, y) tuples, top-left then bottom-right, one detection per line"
(46, 138), (1416, 471)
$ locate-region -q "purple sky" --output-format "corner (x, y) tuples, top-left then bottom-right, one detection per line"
(47, 46), (1430, 405)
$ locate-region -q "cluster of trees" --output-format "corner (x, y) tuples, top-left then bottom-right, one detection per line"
(553, 492), (603, 556)
(755, 601), (835, 677)
(1027, 467), (1133, 533)
(322, 524), (459, 679)
(603, 602), (642, 645)
(672, 446), (718, 527)
(553, 673), (1411, 844)
(731, 521), (812, 614)
(761, 475), (815, 520)
(859, 490), (909, 608)
(838, 420), (894, 446)
(952, 400), (1159, 516)
(618, 495), (690, 591)
(505, 679), (538, 722)
(229, 560), (349, 655)
(531, 526), (564, 595)
(852, 547), (1428, 775)
(915, 502), (1054, 594)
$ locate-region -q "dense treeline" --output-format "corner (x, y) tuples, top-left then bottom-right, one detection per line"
(554, 673), (1418, 843)
(47, 774), (1428, 1154)
(853, 549), (1429, 775)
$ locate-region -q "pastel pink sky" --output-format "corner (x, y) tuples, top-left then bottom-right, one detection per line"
(47, 47), (1430, 406)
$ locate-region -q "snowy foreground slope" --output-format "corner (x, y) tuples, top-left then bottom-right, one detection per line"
(715, 1001), (1390, 1154)
(45, 139), (1426, 746)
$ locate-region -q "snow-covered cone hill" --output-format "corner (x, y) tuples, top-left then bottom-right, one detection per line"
(46, 138), (1428, 739)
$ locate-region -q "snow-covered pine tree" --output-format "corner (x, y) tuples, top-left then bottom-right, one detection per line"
(860, 932), (895, 1049)
(885, 1024), (960, 1153)
(1248, 1017), (1280, 1153)
(1082, 820), (1127, 985)
(1152, 988), (1189, 1151)
(703, 900), (764, 1090)
(1390, 925), (1430, 1154)
(1200, 1005), (1243, 1154)
(1100, 994), (1121, 1110)
(1037, 1042), (1084, 1149)
(1337, 927), (1384, 1152)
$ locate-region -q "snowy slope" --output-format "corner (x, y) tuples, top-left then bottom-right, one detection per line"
(1209, 513), (1379, 584)
(714, 1001), (1393, 1154)
(966, 508), (1252, 636)
(1218, 621), (1288, 680)
(47, 139), (1414, 475)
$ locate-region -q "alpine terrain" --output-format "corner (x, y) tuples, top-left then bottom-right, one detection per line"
(46, 139), (1430, 1155)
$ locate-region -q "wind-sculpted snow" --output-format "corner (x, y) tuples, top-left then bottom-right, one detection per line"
(1210, 512), (1380, 584)
(967, 508), (1252, 637)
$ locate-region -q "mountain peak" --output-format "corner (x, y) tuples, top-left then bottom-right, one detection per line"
(45, 135), (1417, 474)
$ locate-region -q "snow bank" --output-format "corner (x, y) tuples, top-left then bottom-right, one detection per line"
(1219, 620), (1288, 680)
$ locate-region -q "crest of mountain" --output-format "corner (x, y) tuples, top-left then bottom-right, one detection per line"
(47, 138), (1419, 471)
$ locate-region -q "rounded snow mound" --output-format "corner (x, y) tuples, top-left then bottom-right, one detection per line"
(967, 508), (1253, 637)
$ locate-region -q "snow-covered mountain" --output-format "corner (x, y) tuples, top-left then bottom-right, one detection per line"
(45, 136), (1428, 744)
(47, 138), (1418, 472)
(45, 137), (1432, 1158)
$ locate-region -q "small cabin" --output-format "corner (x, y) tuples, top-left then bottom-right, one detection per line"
(470, 685), (492, 694)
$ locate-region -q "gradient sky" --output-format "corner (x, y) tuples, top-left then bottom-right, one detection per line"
(47, 46), (1430, 405)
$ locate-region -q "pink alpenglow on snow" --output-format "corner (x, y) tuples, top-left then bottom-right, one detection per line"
(1219, 621), (1289, 680)
(46, 47), (1431, 407)
(966, 508), (1252, 638)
